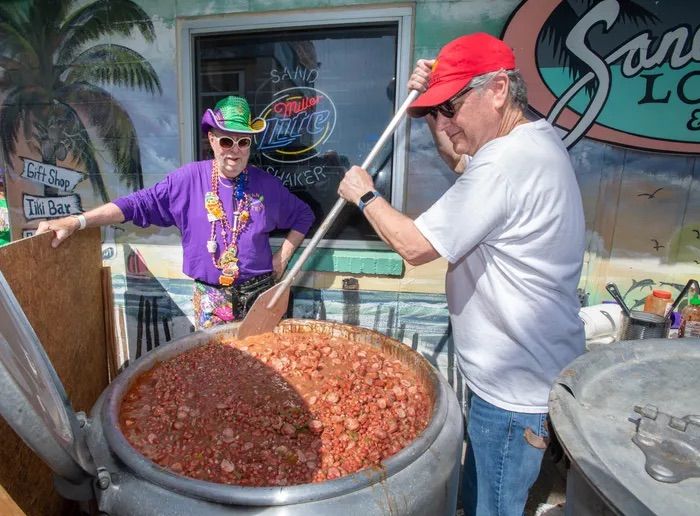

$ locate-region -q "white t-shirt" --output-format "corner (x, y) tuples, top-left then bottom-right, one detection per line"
(415, 119), (585, 413)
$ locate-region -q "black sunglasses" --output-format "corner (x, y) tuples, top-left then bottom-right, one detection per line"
(429, 84), (473, 119)
(212, 134), (252, 150)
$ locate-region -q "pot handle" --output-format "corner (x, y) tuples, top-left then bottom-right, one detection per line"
(667, 279), (699, 318)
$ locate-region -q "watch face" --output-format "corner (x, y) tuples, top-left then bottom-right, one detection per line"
(360, 191), (375, 203)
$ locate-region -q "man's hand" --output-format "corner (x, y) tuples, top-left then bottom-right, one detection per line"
(338, 166), (376, 206)
(36, 216), (80, 248)
(272, 252), (288, 281)
(272, 229), (305, 281)
(408, 58), (435, 93)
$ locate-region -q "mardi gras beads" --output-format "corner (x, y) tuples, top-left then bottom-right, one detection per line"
(207, 160), (253, 286)
(205, 191), (224, 221)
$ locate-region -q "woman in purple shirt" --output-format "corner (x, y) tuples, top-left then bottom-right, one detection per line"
(38, 96), (314, 329)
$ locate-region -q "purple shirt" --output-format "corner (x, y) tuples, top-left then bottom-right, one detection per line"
(113, 161), (314, 285)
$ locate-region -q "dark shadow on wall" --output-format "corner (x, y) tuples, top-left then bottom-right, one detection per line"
(122, 244), (193, 367)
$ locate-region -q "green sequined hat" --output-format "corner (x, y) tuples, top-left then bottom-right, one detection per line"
(201, 96), (266, 134)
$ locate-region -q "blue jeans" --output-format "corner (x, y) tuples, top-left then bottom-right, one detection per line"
(462, 392), (549, 516)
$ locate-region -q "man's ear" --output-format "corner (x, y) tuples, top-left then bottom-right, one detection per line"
(492, 74), (510, 109)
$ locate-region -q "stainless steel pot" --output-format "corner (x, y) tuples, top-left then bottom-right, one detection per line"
(619, 310), (670, 341)
(549, 338), (700, 515)
(0, 272), (463, 515)
(86, 319), (463, 515)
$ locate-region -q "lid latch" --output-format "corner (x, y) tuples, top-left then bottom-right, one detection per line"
(631, 404), (700, 483)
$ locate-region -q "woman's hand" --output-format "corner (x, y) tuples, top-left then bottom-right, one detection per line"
(36, 216), (80, 248)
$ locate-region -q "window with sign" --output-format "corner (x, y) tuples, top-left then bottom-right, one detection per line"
(182, 8), (412, 246)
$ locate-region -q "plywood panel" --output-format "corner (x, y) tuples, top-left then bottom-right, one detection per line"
(0, 483), (25, 516)
(0, 229), (107, 515)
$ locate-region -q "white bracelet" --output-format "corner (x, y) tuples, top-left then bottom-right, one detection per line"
(75, 213), (87, 230)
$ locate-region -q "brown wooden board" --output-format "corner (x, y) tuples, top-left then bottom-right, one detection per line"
(102, 266), (118, 382)
(0, 483), (25, 516)
(0, 229), (107, 515)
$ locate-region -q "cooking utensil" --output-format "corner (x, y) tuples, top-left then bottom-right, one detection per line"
(605, 282), (631, 317)
(609, 279), (698, 341)
(667, 278), (699, 314)
(235, 89), (421, 339)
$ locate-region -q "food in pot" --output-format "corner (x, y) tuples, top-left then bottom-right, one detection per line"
(119, 331), (432, 486)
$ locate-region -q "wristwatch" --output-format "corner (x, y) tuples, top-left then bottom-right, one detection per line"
(358, 190), (381, 212)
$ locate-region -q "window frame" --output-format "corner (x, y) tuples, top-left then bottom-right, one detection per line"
(178, 6), (414, 250)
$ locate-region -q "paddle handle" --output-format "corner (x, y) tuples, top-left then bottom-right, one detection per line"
(271, 89), (420, 303)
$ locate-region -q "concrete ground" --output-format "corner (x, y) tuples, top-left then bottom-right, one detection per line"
(525, 452), (567, 515)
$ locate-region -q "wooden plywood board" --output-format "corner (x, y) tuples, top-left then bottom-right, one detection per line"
(0, 483), (25, 516)
(0, 229), (108, 515)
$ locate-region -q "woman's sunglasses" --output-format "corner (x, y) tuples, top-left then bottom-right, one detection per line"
(212, 134), (252, 150)
(429, 85), (473, 119)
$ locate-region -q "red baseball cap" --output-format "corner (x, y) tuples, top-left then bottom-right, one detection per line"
(408, 33), (516, 117)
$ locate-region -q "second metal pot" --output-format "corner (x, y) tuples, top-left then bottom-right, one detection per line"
(619, 311), (670, 341)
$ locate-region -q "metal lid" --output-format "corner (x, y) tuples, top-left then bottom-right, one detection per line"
(628, 310), (667, 324)
(0, 271), (92, 481)
(550, 338), (700, 515)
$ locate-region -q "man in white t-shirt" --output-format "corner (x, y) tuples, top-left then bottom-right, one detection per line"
(338, 33), (585, 516)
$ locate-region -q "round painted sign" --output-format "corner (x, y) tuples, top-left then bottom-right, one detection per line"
(503, 0), (700, 154)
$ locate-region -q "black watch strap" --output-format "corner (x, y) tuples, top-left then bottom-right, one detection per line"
(358, 190), (381, 212)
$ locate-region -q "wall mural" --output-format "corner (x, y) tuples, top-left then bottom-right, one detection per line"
(0, 0), (697, 383)
(0, 0), (173, 364)
(0, 0), (160, 231)
(500, 0), (699, 306)
(504, 0), (699, 153)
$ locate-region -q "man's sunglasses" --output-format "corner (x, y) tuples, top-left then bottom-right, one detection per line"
(212, 134), (252, 150)
(429, 85), (473, 119)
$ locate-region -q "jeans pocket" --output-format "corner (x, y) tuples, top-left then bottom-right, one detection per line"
(523, 414), (549, 450)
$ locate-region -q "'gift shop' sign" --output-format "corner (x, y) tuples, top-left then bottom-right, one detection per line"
(20, 157), (84, 192)
(503, 0), (700, 154)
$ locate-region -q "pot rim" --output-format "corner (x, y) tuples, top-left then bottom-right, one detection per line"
(101, 319), (449, 506)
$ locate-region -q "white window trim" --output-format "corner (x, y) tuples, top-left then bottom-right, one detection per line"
(177, 6), (414, 250)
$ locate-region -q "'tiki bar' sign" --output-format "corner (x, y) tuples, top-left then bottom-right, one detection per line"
(23, 193), (82, 220)
(503, 0), (700, 154)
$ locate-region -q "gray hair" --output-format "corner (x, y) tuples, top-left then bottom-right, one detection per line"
(468, 69), (528, 112)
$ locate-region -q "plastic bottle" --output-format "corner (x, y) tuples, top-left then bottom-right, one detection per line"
(643, 289), (672, 317)
(679, 295), (700, 338)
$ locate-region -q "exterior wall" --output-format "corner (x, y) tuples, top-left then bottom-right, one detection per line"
(0, 1), (698, 394)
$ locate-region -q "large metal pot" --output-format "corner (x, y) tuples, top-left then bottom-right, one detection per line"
(82, 319), (463, 515)
(0, 268), (463, 515)
(549, 338), (700, 515)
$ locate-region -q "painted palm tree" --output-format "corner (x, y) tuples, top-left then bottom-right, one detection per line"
(0, 0), (162, 202)
(538, 0), (659, 97)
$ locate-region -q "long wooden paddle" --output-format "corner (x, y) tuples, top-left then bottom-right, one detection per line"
(235, 89), (420, 339)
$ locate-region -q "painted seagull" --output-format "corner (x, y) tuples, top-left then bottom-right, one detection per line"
(651, 239), (664, 251)
(638, 187), (664, 199)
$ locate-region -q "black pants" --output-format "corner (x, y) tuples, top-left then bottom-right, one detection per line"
(233, 272), (275, 317)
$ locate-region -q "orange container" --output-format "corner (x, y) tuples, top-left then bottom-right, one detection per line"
(643, 289), (672, 317)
